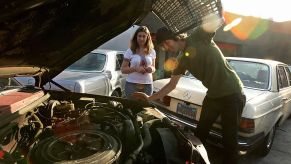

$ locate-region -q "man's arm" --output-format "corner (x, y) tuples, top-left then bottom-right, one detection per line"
(133, 75), (181, 101)
(149, 75), (181, 100)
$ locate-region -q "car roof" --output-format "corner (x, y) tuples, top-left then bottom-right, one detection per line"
(226, 57), (286, 66)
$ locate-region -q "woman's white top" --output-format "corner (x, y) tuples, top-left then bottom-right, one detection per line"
(124, 48), (156, 84)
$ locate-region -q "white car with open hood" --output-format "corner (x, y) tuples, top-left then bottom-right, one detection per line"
(153, 57), (291, 156)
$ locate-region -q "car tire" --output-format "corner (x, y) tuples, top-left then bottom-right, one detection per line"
(257, 125), (276, 157)
(111, 90), (120, 97)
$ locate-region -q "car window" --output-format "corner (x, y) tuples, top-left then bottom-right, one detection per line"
(278, 66), (289, 89)
(116, 54), (124, 71)
(228, 60), (269, 89)
(15, 77), (35, 86)
(286, 66), (291, 85)
(67, 53), (106, 71)
(0, 77), (21, 91)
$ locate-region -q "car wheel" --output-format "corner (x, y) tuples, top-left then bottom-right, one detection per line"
(111, 90), (120, 97)
(257, 125), (276, 156)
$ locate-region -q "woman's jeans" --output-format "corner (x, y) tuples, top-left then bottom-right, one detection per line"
(125, 82), (153, 99)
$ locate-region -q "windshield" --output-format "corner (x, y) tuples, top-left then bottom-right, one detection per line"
(228, 60), (270, 89)
(67, 53), (106, 71)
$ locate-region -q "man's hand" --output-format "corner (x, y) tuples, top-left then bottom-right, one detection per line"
(132, 92), (149, 101)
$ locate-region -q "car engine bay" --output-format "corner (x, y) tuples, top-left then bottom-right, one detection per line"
(0, 88), (204, 164)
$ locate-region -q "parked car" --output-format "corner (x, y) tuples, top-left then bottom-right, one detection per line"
(0, 0), (223, 163)
(153, 57), (291, 156)
(16, 49), (126, 97)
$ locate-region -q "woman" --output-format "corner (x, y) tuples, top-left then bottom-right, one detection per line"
(121, 26), (156, 99)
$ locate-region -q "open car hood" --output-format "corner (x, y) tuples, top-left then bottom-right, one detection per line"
(0, 0), (223, 87)
(0, 0), (148, 85)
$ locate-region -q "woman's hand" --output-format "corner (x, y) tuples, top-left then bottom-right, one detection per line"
(132, 92), (149, 101)
(145, 66), (153, 73)
(136, 67), (146, 74)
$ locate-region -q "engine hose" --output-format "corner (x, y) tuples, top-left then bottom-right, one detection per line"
(141, 123), (151, 149)
(30, 113), (43, 139)
(141, 119), (161, 149)
(162, 117), (194, 163)
(144, 118), (161, 126)
(98, 106), (129, 120)
(102, 121), (120, 136)
(124, 109), (144, 164)
(47, 100), (60, 118)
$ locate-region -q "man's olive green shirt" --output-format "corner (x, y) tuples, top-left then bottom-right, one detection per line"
(172, 27), (243, 98)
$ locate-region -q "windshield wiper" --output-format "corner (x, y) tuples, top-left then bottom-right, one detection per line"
(48, 80), (71, 92)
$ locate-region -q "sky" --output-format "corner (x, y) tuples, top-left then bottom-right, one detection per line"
(221, 0), (291, 22)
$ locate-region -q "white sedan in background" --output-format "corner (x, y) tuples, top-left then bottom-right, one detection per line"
(153, 57), (291, 156)
(16, 49), (126, 97)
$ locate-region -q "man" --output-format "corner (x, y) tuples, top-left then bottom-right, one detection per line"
(134, 22), (246, 164)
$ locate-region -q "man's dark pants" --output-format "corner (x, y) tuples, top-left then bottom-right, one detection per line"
(195, 93), (246, 164)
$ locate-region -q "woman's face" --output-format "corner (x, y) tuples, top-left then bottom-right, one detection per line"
(137, 31), (148, 47)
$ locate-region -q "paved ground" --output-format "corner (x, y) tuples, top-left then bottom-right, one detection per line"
(206, 118), (291, 164)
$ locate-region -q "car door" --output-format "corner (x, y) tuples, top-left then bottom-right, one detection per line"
(115, 53), (126, 95)
(277, 65), (291, 124)
(283, 66), (291, 118)
(89, 52), (108, 95)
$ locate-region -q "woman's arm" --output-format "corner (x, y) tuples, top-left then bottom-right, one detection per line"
(145, 58), (156, 73)
(145, 49), (156, 73)
(121, 59), (146, 74)
(121, 59), (136, 74)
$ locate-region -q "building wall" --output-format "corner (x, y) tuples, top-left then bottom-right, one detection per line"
(215, 14), (291, 64)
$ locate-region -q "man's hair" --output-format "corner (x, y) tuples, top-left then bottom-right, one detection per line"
(156, 27), (187, 44)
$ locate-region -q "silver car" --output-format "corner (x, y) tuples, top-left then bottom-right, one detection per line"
(153, 57), (291, 156)
(16, 49), (126, 97)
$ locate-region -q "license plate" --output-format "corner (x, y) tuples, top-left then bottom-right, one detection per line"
(177, 102), (197, 120)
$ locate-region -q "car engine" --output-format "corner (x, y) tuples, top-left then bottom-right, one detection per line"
(0, 89), (204, 164)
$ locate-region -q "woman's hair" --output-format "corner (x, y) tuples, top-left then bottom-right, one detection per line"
(130, 26), (154, 54)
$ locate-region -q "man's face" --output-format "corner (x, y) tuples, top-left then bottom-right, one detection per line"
(162, 40), (179, 53)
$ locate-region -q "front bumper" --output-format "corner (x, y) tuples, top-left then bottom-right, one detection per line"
(155, 104), (265, 152)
